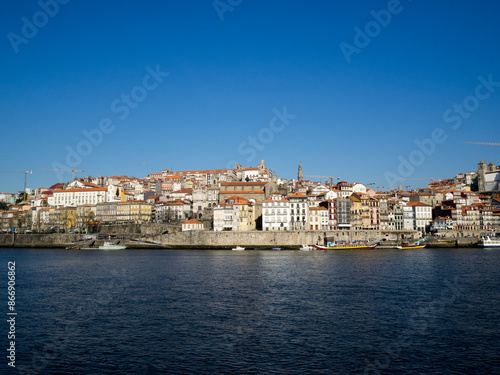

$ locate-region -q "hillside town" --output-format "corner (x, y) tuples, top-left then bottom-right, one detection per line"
(1, 160), (499, 235)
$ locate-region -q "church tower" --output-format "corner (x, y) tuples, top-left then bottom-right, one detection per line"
(478, 160), (487, 192)
(298, 163), (303, 182)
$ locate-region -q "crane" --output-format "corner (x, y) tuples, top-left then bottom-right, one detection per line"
(394, 178), (439, 182)
(464, 142), (500, 146)
(365, 182), (375, 190)
(304, 175), (340, 186)
(0, 171), (32, 200)
(38, 168), (84, 181)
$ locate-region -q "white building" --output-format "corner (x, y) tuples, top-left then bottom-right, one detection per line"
(49, 188), (108, 207)
(289, 193), (308, 230)
(242, 167), (260, 181)
(402, 204), (414, 231)
(352, 183), (367, 194)
(182, 219), (204, 231)
(213, 203), (234, 231)
(407, 202), (432, 233)
(262, 195), (291, 231)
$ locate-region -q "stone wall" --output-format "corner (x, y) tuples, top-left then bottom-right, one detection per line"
(156, 230), (419, 249)
(3, 229), (489, 249)
(100, 223), (182, 236)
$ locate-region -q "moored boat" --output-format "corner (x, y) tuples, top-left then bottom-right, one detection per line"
(99, 242), (127, 250)
(478, 236), (500, 248)
(396, 244), (426, 250)
(300, 244), (314, 251)
(396, 237), (427, 250)
(232, 246), (245, 251)
(314, 242), (377, 250)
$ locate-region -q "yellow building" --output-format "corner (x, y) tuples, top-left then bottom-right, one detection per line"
(309, 206), (328, 230)
(130, 200), (152, 223)
(349, 195), (362, 230)
(226, 196), (256, 231)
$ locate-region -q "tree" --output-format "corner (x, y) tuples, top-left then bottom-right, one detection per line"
(0, 202), (8, 211)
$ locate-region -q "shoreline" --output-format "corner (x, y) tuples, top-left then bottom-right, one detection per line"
(0, 231), (480, 249)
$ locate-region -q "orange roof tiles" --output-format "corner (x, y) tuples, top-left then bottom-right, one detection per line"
(220, 181), (267, 186)
(183, 219), (203, 224)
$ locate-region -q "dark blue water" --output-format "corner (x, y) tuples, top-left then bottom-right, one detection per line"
(1, 248), (499, 374)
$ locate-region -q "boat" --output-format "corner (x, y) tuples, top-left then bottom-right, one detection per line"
(99, 242), (127, 250)
(272, 247), (283, 251)
(396, 244), (426, 250)
(478, 236), (500, 248)
(396, 237), (427, 250)
(300, 244), (314, 251)
(66, 246), (80, 250)
(232, 246), (245, 251)
(314, 243), (377, 250)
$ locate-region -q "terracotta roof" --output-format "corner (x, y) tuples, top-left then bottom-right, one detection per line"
(220, 181), (267, 186)
(183, 219), (203, 224)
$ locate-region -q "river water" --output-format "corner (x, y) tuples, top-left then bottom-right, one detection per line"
(1, 248), (499, 374)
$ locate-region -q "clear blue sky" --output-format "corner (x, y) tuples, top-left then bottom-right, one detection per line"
(1, 0), (499, 193)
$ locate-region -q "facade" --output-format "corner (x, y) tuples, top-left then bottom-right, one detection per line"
(213, 203), (233, 231)
(75, 204), (96, 229)
(309, 206), (328, 230)
(431, 216), (455, 232)
(227, 196), (256, 231)
(369, 197), (380, 230)
(155, 200), (191, 222)
(50, 188), (108, 207)
(406, 202), (432, 233)
(402, 204), (415, 231)
(319, 198), (351, 230)
(289, 193), (308, 230)
(262, 195), (291, 231)
(96, 202), (117, 224)
(182, 219), (204, 231)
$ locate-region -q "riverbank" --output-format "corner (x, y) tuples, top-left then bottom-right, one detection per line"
(0, 230), (482, 249)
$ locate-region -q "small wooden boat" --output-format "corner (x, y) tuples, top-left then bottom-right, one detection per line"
(396, 244), (426, 250)
(314, 243), (377, 250)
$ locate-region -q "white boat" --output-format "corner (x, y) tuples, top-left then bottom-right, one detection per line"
(478, 236), (500, 248)
(300, 244), (314, 251)
(99, 242), (127, 250)
(232, 246), (245, 251)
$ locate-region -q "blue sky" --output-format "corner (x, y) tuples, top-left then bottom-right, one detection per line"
(1, 0), (499, 193)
